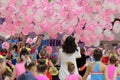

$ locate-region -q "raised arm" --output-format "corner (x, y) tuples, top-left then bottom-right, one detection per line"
(82, 64), (91, 80)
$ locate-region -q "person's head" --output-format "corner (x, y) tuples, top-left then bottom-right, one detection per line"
(104, 43), (108, 50)
(62, 36), (78, 54)
(25, 61), (36, 72)
(2, 70), (12, 80)
(37, 59), (47, 74)
(0, 55), (6, 74)
(67, 62), (75, 74)
(50, 57), (57, 65)
(80, 48), (85, 54)
(12, 44), (18, 52)
(25, 43), (31, 48)
(93, 49), (103, 61)
(39, 49), (46, 59)
(109, 55), (117, 64)
(20, 48), (29, 61)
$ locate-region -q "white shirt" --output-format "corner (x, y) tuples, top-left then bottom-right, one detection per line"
(59, 47), (81, 80)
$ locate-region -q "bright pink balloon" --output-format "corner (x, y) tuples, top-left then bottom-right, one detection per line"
(26, 37), (33, 44)
(46, 46), (53, 54)
(2, 42), (10, 50)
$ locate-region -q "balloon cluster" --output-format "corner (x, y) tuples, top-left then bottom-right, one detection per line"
(0, 0), (120, 47)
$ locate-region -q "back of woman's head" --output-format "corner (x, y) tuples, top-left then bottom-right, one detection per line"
(25, 61), (36, 70)
(62, 36), (78, 54)
(12, 44), (18, 52)
(67, 62), (75, 73)
(37, 59), (47, 73)
(93, 49), (103, 61)
(20, 48), (29, 61)
(39, 49), (46, 59)
(109, 55), (117, 64)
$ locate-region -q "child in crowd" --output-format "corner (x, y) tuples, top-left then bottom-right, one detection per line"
(36, 59), (49, 80)
(49, 57), (59, 80)
(107, 54), (117, 80)
(18, 61), (36, 80)
(38, 49), (57, 80)
(66, 62), (82, 80)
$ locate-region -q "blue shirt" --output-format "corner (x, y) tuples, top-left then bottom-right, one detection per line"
(18, 71), (36, 80)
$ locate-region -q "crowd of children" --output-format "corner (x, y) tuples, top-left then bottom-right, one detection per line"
(0, 34), (120, 80)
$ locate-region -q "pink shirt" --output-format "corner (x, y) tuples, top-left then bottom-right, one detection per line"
(108, 65), (116, 80)
(15, 62), (26, 79)
(66, 74), (81, 80)
(36, 75), (49, 80)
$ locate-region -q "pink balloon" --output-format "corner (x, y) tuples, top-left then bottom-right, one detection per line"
(46, 46), (53, 54)
(76, 0), (88, 7)
(41, 0), (49, 6)
(84, 5), (93, 14)
(44, 5), (54, 17)
(117, 48), (120, 55)
(98, 34), (104, 41)
(63, 34), (69, 41)
(66, 27), (74, 35)
(89, 34), (97, 42)
(62, 0), (71, 4)
(87, 48), (93, 55)
(26, 37), (33, 44)
(105, 23), (113, 29)
(2, 42), (10, 50)
(41, 22), (51, 32)
(50, 34), (57, 39)
(106, 34), (115, 41)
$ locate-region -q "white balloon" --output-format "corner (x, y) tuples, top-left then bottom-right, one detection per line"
(103, 29), (112, 37)
(95, 27), (103, 34)
(93, 40), (100, 47)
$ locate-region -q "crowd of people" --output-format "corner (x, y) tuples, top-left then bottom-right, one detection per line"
(0, 34), (120, 80)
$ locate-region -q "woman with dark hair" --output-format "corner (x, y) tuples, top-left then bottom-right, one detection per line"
(56, 36), (81, 80)
(83, 49), (109, 80)
(14, 48), (30, 79)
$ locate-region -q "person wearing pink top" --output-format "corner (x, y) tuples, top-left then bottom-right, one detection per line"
(108, 55), (117, 80)
(66, 62), (82, 80)
(36, 59), (49, 80)
(14, 48), (30, 79)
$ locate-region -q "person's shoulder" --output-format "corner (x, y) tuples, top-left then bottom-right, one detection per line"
(18, 73), (25, 80)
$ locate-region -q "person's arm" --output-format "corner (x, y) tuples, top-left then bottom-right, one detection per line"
(82, 64), (91, 80)
(104, 66), (109, 80)
(49, 60), (57, 71)
(113, 69), (117, 80)
(55, 49), (61, 66)
(11, 67), (16, 80)
(75, 47), (81, 58)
